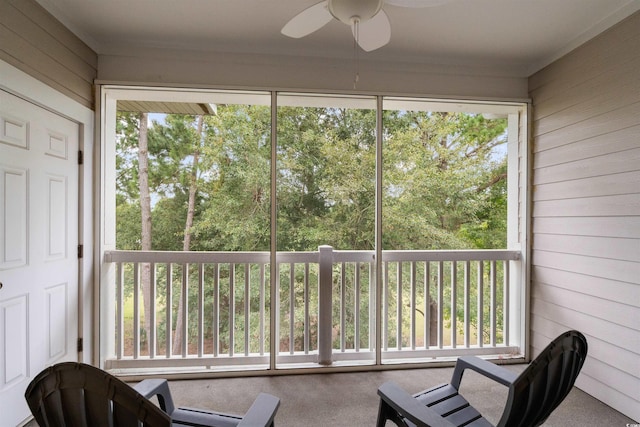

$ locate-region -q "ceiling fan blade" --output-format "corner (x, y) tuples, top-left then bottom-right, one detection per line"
(385, 0), (452, 7)
(354, 10), (391, 52)
(281, 1), (333, 38)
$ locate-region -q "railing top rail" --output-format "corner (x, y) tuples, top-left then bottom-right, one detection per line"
(382, 249), (521, 262)
(275, 252), (318, 264)
(104, 248), (520, 264)
(104, 250), (270, 264)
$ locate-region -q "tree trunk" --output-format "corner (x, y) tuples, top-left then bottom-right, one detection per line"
(173, 115), (203, 354)
(183, 117), (201, 251)
(138, 112), (153, 352)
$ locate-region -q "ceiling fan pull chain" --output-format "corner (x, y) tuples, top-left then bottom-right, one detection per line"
(353, 17), (360, 89)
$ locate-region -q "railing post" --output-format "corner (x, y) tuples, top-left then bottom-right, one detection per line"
(318, 245), (333, 365)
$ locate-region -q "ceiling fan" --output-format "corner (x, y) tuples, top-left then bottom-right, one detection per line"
(281, 0), (451, 52)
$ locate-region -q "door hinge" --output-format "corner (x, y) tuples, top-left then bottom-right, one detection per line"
(77, 338), (83, 352)
(77, 244), (83, 259)
(78, 150), (84, 165)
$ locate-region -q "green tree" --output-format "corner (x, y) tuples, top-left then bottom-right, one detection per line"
(192, 104), (272, 251)
(382, 111), (507, 250)
(276, 106), (377, 251)
(115, 102), (511, 356)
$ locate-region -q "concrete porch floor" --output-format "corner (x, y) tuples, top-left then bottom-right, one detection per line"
(162, 365), (636, 426)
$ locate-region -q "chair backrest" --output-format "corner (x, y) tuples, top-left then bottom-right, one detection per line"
(25, 362), (171, 427)
(499, 330), (588, 427)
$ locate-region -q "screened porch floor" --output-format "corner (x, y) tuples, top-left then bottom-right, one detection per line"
(156, 365), (634, 426)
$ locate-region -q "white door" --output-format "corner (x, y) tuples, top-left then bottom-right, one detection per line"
(0, 90), (79, 426)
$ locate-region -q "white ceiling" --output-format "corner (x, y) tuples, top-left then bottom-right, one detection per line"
(35, 0), (640, 76)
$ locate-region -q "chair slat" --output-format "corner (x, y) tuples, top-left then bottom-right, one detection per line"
(466, 416), (494, 427)
(431, 395), (469, 416)
(414, 384), (457, 406)
(445, 405), (483, 426)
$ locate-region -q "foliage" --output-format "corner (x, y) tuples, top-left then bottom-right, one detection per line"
(114, 101), (510, 355)
(382, 111), (507, 250)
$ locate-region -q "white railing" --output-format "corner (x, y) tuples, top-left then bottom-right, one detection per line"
(103, 247), (521, 371)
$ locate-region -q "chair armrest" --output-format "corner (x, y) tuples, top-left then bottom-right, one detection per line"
(238, 393), (280, 427)
(378, 382), (456, 427)
(450, 356), (518, 389)
(133, 378), (176, 415)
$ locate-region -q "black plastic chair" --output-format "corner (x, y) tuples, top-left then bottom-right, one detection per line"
(377, 330), (588, 427)
(25, 362), (280, 427)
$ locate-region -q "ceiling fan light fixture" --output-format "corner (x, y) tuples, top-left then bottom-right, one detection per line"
(328, 0), (384, 25)
(283, 0), (449, 52)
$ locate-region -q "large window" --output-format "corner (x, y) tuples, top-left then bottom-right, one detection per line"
(275, 95), (377, 358)
(381, 99), (523, 350)
(100, 87), (527, 370)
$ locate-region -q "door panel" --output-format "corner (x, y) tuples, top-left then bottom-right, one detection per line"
(1, 166), (27, 268)
(0, 295), (28, 387)
(46, 174), (68, 259)
(0, 90), (79, 426)
(46, 283), (69, 360)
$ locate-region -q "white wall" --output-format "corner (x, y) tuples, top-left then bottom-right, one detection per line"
(528, 11), (640, 420)
(97, 46), (529, 101)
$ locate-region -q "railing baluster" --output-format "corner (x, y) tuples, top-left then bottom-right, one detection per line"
(213, 263), (219, 357)
(369, 263), (375, 352)
(383, 261), (389, 352)
(244, 263), (250, 356)
(149, 262), (156, 358)
(259, 263), (265, 356)
(116, 262), (124, 359)
(229, 263), (235, 357)
(410, 261), (416, 350)
(166, 263), (173, 357)
(181, 263), (189, 357)
(354, 262), (361, 352)
(304, 262), (310, 354)
(275, 262), (281, 359)
(437, 261), (444, 349)
(490, 260), (497, 347)
(504, 260), (510, 346)
(477, 261), (484, 348)
(396, 262), (402, 351)
(133, 262), (140, 359)
(341, 261), (346, 352)
(464, 260), (470, 349)
(198, 263), (204, 358)
(423, 262), (430, 349)
(451, 261), (457, 349)
(289, 262), (294, 355)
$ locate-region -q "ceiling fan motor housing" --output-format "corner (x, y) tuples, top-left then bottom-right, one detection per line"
(328, 0), (384, 24)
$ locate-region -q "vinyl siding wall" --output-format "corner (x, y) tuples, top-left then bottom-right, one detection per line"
(528, 11), (640, 420)
(0, 0), (97, 109)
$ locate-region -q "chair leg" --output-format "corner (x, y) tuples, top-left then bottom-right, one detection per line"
(377, 399), (390, 427)
(377, 398), (405, 427)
